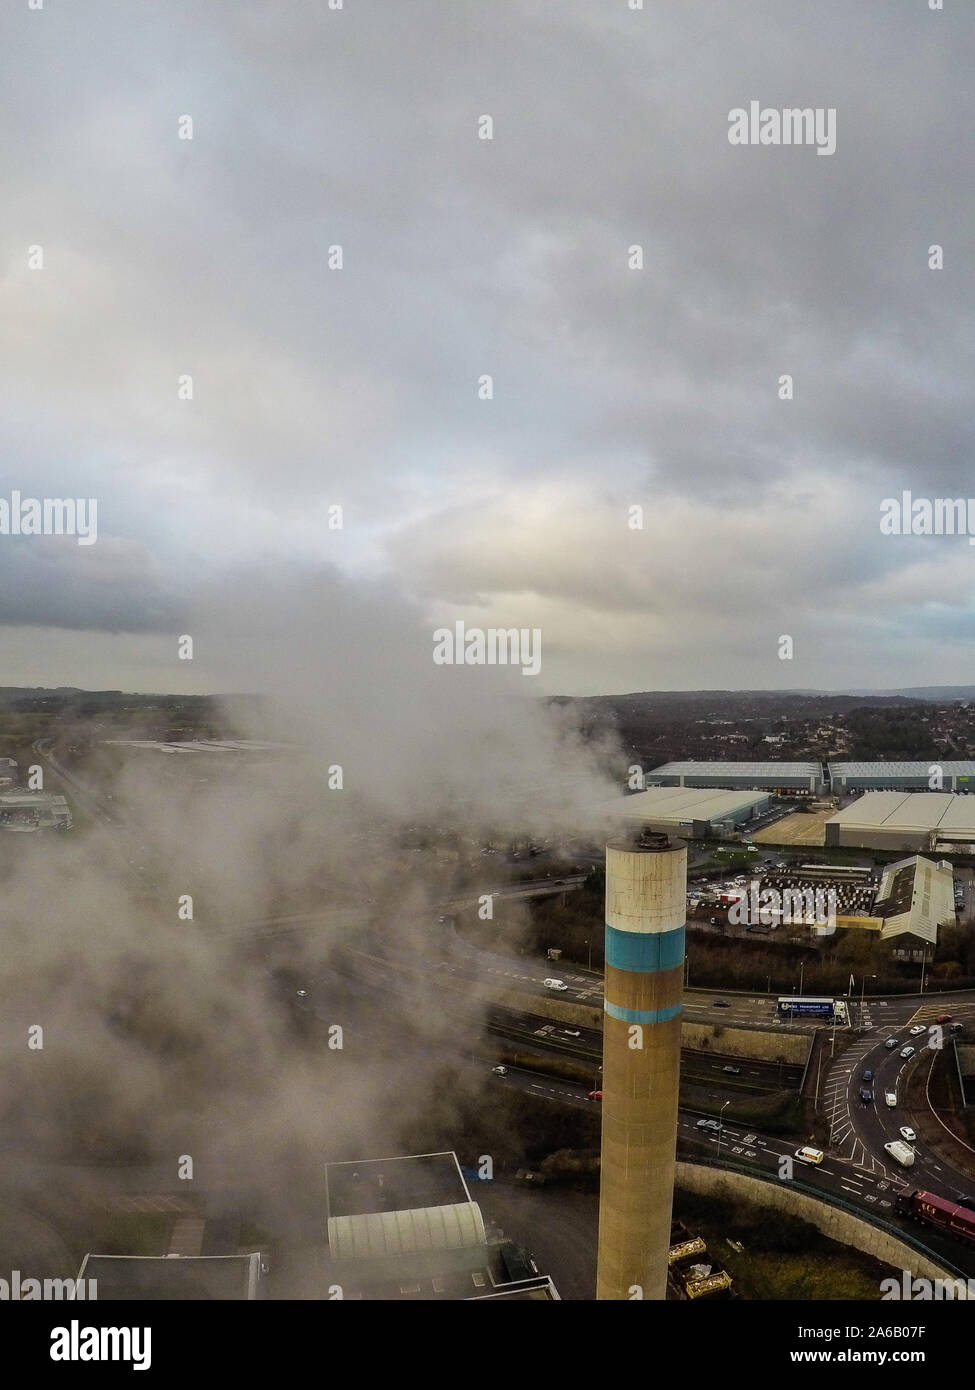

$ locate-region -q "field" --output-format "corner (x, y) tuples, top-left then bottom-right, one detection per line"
(752, 813), (830, 848)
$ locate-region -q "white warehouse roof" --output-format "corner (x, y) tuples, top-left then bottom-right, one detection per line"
(827, 792), (975, 837)
(652, 761), (820, 779)
(830, 761), (975, 781)
(327, 1202), (486, 1262)
(611, 786), (768, 825)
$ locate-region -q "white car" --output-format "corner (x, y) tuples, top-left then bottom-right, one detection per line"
(794, 1147), (824, 1165)
(543, 978), (568, 991)
(899, 1126), (917, 1142)
(909, 1025), (926, 1036)
(900, 1046), (916, 1059)
(491, 1065), (508, 1077)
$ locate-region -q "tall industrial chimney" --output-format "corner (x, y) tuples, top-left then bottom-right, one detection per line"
(596, 831), (687, 1300)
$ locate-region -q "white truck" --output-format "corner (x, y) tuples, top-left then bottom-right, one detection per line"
(884, 1090), (897, 1109)
(884, 1140), (915, 1167)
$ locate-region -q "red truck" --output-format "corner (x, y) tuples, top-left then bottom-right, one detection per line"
(895, 1189), (975, 1245)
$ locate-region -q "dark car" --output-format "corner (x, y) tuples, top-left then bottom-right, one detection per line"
(937, 1014), (953, 1024)
(714, 999), (731, 1008)
(957, 1197), (975, 1212)
(859, 1088), (873, 1104)
(862, 1070), (873, 1082)
(949, 1022), (964, 1034)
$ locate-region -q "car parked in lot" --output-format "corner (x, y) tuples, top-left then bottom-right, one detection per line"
(794, 1147), (824, 1165)
(900, 1046), (916, 1059)
(899, 1126), (917, 1142)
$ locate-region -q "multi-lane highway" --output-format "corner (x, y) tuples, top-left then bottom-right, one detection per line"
(823, 993), (975, 1193)
(485, 1055), (975, 1279)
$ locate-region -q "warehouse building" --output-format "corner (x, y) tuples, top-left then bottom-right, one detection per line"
(650, 760), (822, 793)
(323, 1152), (558, 1300)
(871, 855), (954, 963)
(824, 792), (975, 854)
(829, 761), (975, 793)
(609, 785), (770, 838)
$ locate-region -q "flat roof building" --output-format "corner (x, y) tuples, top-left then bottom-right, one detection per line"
(609, 785), (770, 838)
(77, 1253), (265, 1300)
(825, 792), (975, 853)
(651, 761), (822, 792)
(830, 761), (975, 793)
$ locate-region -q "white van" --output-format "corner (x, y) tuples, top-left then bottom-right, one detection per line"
(884, 1140), (915, 1168)
(884, 1091), (897, 1109)
(543, 978), (568, 991)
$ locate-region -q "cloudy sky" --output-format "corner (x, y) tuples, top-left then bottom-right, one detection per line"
(1, 0), (972, 696)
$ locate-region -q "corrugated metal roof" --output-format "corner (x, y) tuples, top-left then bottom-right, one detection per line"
(652, 761), (819, 777)
(611, 787), (768, 823)
(327, 1202), (486, 1262)
(830, 761), (975, 779)
(875, 855), (954, 946)
(827, 792), (975, 836)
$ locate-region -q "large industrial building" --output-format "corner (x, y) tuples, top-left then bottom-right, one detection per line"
(650, 760), (822, 792)
(611, 785), (769, 838)
(324, 1152), (558, 1300)
(871, 855), (954, 963)
(829, 761), (975, 793)
(824, 792), (975, 854)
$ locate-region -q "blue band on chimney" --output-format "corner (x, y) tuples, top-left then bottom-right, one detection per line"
(605, 923), (685, 973)
(604, 1000), (683, 1024)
